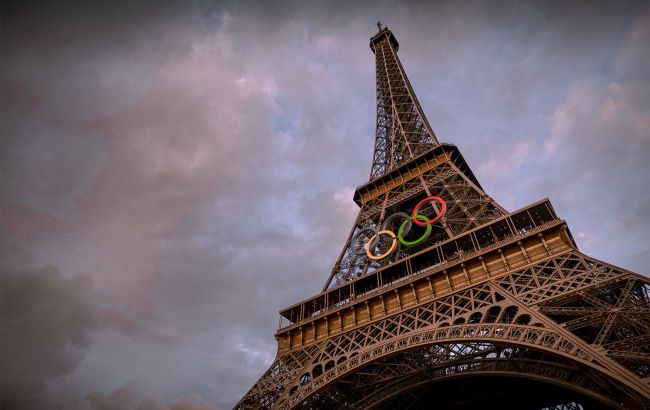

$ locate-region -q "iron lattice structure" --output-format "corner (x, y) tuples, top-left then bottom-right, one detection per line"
(236, 27), (650, 409)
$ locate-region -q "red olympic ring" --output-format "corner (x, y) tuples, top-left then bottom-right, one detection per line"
(411, 196), (446, 227)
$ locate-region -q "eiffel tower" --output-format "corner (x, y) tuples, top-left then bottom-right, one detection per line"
(236, 26), (650, 410)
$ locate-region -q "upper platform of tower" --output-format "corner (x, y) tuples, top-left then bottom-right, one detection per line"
(370, 27), (400, 53)
(358, 26), (485, 202)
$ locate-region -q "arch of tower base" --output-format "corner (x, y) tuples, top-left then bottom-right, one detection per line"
(374, 375), (615, 409)
(295, 340), (642, 409)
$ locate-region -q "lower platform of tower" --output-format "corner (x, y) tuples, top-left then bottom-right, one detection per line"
(236, 208), (650, 409)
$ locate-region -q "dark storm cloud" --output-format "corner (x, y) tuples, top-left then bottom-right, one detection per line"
(4, 1), (366, 407)
(0, 265), (98, 409)
(2, 0), (649, 409)
(83, 382), (222, 410)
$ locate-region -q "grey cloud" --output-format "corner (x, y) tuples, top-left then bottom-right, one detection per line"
(171, 394), (223, 410)
(0, 265), (99, 409)
(5, 2), (365, 406)
(517, 9), (649, 273)
(81, 384), (221, 410)
(84, 383), (165, 410)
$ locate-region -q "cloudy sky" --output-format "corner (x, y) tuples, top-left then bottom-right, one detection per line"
(2, 0), (649, 409)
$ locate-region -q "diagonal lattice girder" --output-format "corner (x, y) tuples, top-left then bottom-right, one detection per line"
(369, 28), (438, 179)
(237, 248), (650, 409)
(324, 160), (504, 289)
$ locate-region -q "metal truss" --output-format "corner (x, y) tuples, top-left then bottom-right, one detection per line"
(342, 345), (620, 408)
(324, 161), (504, 289)
(370, 28), (438, 179)
(235, 27), (650, 410)
(542, 404), (585, 410)
(238, 251), (650, 409)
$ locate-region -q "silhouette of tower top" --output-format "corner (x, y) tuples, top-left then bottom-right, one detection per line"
(370, 26), (399, 53)
(367, 27), (438, 180)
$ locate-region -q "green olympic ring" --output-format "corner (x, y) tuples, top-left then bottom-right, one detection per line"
(398, 215), (431, 245)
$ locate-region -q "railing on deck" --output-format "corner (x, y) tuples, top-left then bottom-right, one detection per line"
(277, 198), (568, 330)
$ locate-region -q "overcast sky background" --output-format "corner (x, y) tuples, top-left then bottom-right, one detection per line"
(2, 1), (649, 409)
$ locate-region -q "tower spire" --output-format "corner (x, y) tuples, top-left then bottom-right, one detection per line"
(369, 28), (438, 179)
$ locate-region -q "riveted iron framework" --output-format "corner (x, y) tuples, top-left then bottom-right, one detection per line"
(369, 28), (438, 179)
(236, 27), (650, 409)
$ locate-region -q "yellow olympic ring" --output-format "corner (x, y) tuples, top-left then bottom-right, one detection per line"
(364, 230), (397, 260)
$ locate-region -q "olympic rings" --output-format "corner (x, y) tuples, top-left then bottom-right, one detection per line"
(412, 196), (446, 226)
(365, 230), (397, 260)
(350, 196), (447, 260)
